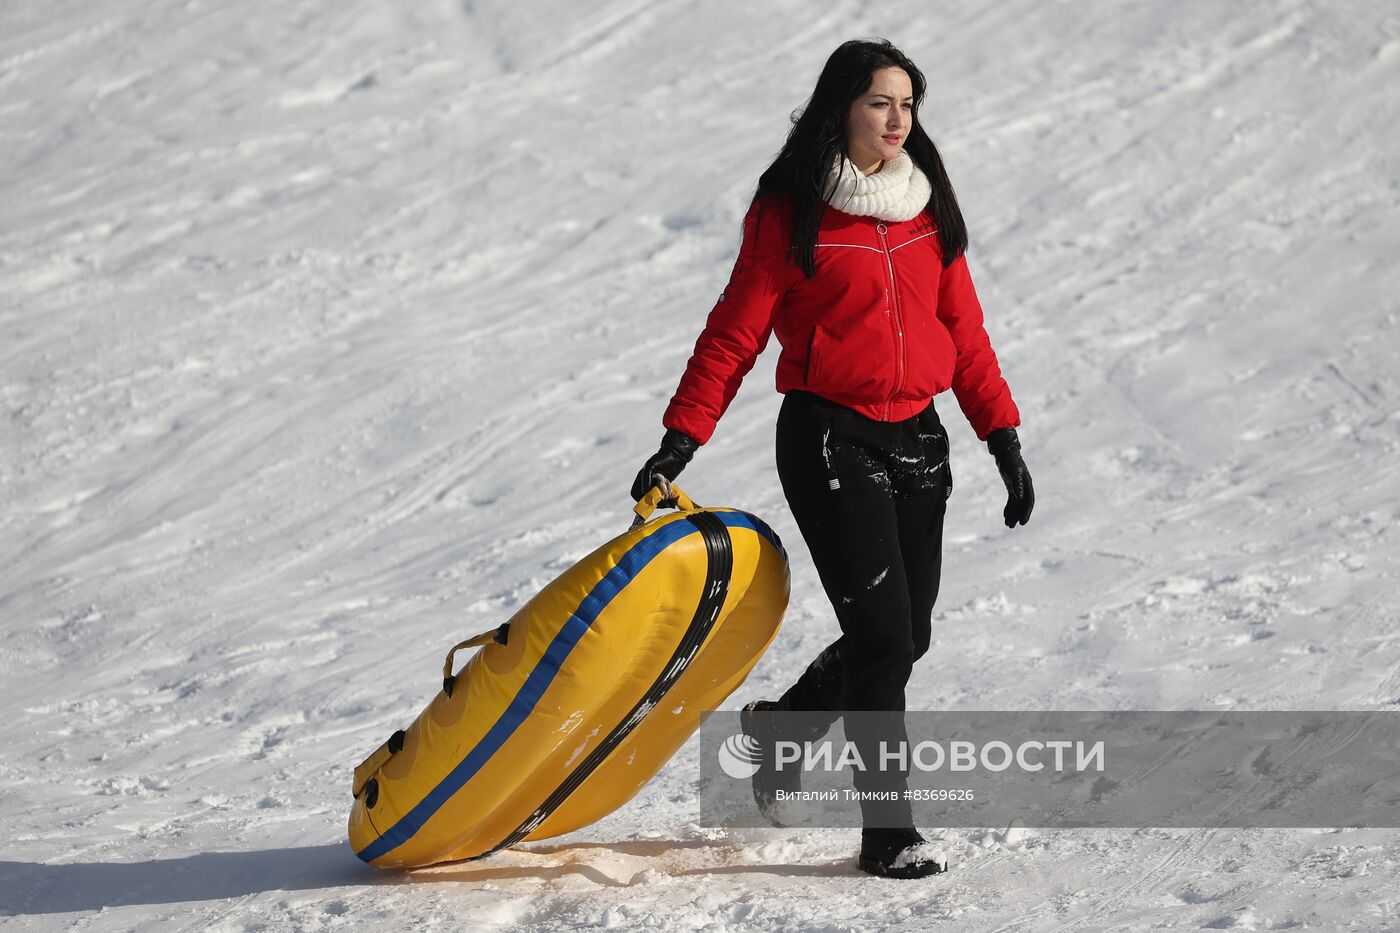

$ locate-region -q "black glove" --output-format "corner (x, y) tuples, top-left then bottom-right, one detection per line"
(630, 428), (700, 502)
(986, 427), (1034, 528)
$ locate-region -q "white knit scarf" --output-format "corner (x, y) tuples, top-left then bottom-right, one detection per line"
(822, 148), (932, 222)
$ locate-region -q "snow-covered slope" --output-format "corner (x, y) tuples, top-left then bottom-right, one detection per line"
(3, 0), (1398, 928)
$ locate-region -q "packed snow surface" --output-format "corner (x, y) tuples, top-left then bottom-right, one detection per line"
(3, 0), (1398, 929)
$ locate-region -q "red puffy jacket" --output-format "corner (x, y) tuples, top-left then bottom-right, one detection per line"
(661, 191), (1020, 445)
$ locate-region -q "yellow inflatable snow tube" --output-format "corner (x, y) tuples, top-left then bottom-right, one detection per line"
(348, 483), (789, 868)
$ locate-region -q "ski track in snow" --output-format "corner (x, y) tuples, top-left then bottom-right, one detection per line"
(3, 0), (1399, 929)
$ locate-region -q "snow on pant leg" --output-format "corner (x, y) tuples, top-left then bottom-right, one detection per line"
(772, 392), (915, 794)
(890, 404), (951, 664)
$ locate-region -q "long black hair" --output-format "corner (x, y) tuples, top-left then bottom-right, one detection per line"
(753, 38), (969, 275)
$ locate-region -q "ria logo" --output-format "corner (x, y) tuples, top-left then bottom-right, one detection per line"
(717, 732), (763, 779)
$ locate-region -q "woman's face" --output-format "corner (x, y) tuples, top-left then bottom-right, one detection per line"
(844, 67), (914, 174)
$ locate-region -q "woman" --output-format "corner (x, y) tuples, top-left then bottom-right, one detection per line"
(631, 38), (1034, 879)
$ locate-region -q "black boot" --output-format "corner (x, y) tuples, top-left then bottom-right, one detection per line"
(739, 700), (803, 827)
(858, 826), (948, 879)
(856, 796), (947, 878)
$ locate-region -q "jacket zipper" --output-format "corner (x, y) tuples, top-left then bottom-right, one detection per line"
(875, 222), (905, 421)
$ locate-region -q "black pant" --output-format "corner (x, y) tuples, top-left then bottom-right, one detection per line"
(774, 390), (951, 794)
